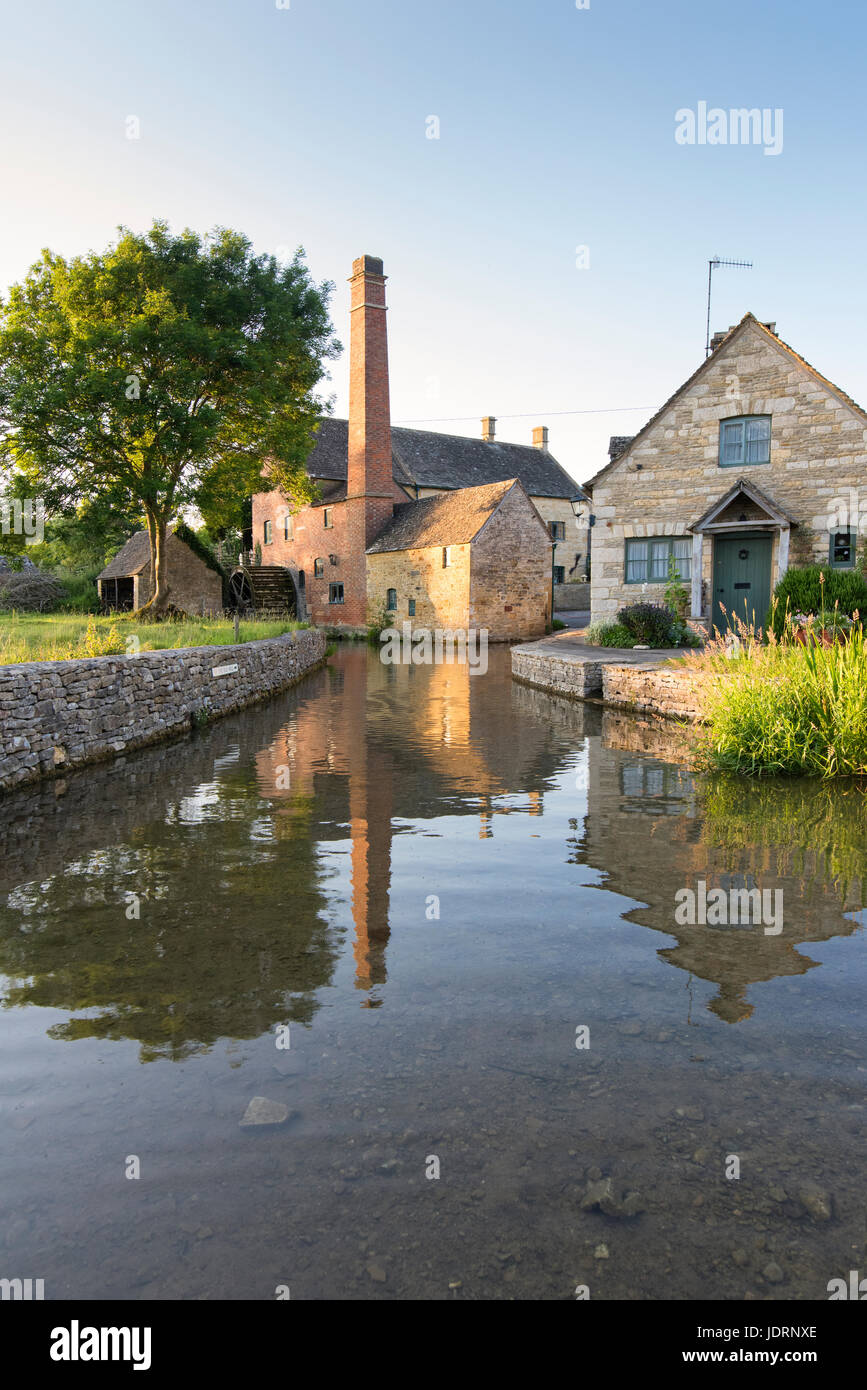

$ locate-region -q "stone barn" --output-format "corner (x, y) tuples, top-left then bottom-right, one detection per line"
(366, 478), (552, 641)
(97, 527), (224, 615)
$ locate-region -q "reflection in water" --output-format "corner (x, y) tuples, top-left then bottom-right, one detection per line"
(0, 648), (865, 1300)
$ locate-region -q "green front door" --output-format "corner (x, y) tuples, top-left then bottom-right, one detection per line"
(712, 533), (773, 635)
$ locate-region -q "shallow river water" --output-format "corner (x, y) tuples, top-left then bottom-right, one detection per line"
(0, 645), (864, 1300)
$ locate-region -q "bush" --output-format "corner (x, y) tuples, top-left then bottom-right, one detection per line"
(617, 603), (674, 646)
(767, 565), (867, 637)
(596, 622), (636, 648)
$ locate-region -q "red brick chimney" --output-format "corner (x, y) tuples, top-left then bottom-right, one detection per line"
(347, 255), (394, 549)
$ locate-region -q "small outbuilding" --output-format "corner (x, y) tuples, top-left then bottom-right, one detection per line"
(97, 527), (224, 615)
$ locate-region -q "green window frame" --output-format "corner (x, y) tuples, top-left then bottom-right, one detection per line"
(323, 508), (334, 529)
(386, 588), (397, 610)
(263, 519), (273, 544)
(719, 415), (771, 467)
(550, 521), (566, 541)
(408, 599), (416, 616)
(553, 565), (566, 584)
(625, 536), (691, 584)
(329, 582), (344, 605)
(829, 529), (856, 569)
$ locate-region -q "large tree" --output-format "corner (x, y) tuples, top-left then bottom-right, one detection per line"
(0, 221), (339, 611)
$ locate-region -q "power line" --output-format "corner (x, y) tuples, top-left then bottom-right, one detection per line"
(395, 405), (657, 425)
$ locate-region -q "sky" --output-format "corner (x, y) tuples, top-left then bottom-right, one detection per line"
(1, 0), (865, 488)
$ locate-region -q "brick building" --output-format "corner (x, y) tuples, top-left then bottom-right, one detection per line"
(97, 527), (223, 615)
(585, 314), (867, 632)
(252, 255), (586, 634)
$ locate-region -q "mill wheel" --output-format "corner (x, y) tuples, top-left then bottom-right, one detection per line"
(228, 565), (297, 615)
(228, 568), (255, 613)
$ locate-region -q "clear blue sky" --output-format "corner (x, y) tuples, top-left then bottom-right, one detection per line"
(1, 0), (864, 485)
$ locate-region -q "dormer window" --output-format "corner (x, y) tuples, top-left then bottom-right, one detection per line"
(719, 416), (771, 467)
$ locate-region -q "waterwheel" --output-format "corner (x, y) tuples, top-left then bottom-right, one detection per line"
(228, 565), (297, 616)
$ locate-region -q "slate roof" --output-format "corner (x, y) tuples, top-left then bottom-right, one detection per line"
(302, 418), (584, 500)
(97, 529), (155, 579)
(366, 478), (521, 554)
(97, 526), (186, 580)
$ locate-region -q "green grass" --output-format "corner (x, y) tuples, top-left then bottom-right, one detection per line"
(684, 619), (867, 778)
(0, 612), (308, 665)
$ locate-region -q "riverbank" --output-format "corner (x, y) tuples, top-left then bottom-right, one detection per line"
(0, 628), (327, 793)
(511, 632), (701, 720)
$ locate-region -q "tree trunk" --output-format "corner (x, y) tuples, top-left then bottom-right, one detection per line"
(139, 513), (172, 616)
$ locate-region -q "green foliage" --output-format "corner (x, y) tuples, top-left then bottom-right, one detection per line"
(366, 600), (394, 644)
(617, 603), (674, 646)
(57, 569), (101, 612)
(551, 618), (567, 631)
(697, 621), (867, 777)
(767, 564), (867, 637)
(0, 611), (307, 664)
(664, 553), (689, 618)
(592, 622), (636, 648)
(0, 221), (340, 600)
(173, 522), (226, 581)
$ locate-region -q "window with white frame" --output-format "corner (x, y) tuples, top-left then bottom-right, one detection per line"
(719, 416), (771, 467)
(625, 536), (691, 584)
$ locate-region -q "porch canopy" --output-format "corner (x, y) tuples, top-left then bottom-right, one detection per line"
(687, 478), (798, 619)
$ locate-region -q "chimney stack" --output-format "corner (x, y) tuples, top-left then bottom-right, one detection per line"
(532, 426), (549, 453)
(481, 416), (496, 443)
(347, 255), (394, 552)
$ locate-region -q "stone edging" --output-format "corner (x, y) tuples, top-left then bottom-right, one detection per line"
(511, 646), (707, 721)
(0, 628), (327, 794)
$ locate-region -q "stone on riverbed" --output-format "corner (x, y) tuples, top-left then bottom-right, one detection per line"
(239, 1097), (292, 1128)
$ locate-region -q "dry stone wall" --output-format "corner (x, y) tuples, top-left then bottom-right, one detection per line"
(0, 629), (326, 793)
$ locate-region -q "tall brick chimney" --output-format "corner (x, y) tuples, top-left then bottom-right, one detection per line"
(481, 416), (496, 443)
(347, 255), (394, 549)
(532, 426), (549, 452)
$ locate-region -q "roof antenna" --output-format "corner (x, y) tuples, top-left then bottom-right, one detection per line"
(706, 257), (753, 357)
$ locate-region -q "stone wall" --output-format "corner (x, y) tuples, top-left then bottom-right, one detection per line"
(511, 648), (604, 698)
(554, 580), (590, 611)
(366, 542), (471, 630)
(600, 664), (707, 721)
(0, 628), (327, 793)
(510, 647), (708, 720)
(469, 485), (551, 640)
(590, 317), (867, 622)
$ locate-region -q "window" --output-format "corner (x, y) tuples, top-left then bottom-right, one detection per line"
(323, 508), (334, 529)
(625, 536), (691, 584)
(386, 589), (397, 611)
(298, 570), (305, 591)
(719, 416), (771, 467)
(550, 521), (566, 541)
(830, 529), (856, 569)
(283, 514), (294, 541)
(314, 557), (324, 577)
(263, 519), (273, 544)
(442, 547), (452, 567)
(553, 566), (566, 585)
(329, 583), (344, 605)
(408, 599), (416, 617)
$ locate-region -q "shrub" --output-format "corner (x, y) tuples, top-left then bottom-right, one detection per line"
(767, 564), (867, 637)
(617, 603), (674, 646)
(597, 622), (635, 648)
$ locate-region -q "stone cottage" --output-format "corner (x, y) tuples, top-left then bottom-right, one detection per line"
(97, 527), (223, 615)
(251, 255), (586, 633)
(366, 477), (551, 641)
(584, 314), (867, 633)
